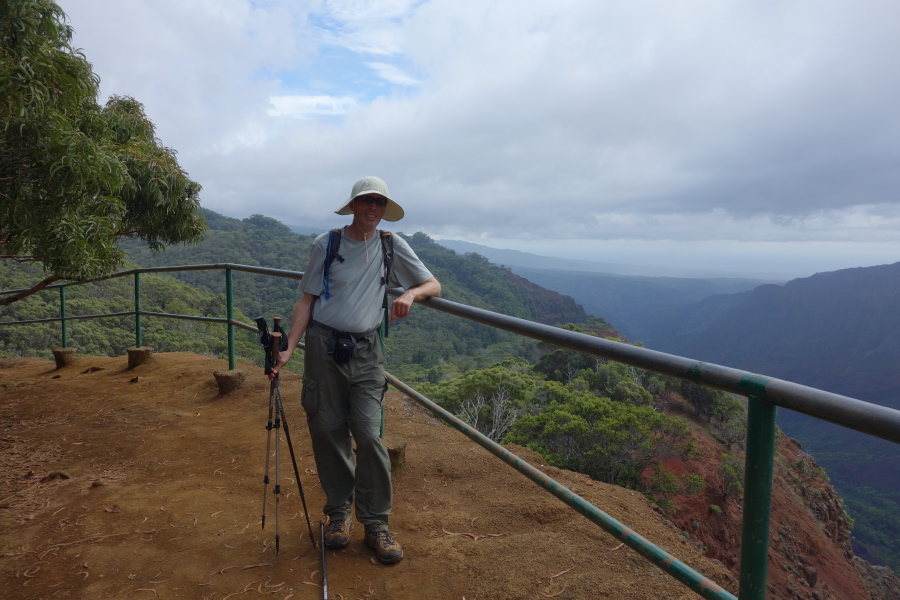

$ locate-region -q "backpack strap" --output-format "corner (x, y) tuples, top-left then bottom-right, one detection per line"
(323, 228), (344, 299)
(379, 231), (394, 285)
(379, 231), (394, 338)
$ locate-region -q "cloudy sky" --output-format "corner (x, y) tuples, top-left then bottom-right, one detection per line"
(63, 0), (900, 278)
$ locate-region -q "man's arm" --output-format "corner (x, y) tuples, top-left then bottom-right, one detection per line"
(390, 276), (441, 321)
(270, 292), (316, 379)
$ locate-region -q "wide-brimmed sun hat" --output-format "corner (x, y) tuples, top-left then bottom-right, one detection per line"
(334, 176), (405, 222)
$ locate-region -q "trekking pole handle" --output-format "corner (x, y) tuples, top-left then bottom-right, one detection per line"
(270, 332), (281, 369)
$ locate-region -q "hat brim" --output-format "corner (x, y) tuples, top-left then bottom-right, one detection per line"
(335, 193), (405, 222)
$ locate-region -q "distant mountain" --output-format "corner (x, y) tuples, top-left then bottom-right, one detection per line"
(436, 239), (671, 276)
(508, 267), (769, 344)
(432, 239), (779, 344)
(676, 263), (900, 397)
(287, 223), (325, 236)
(435, 238), (789, 279)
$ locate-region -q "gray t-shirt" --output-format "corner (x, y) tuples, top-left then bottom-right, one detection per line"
(298, 228), (434, 333)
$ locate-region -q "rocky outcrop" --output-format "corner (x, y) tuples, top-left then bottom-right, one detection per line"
(854, 557), (900, 600)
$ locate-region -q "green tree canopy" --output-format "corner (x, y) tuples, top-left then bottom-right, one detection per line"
(0, 0), (205, 305)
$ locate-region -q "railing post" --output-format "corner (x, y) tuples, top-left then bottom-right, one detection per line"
(59, 286), (68, 347)
(738, 394), (777, 600)
(134, 272), (142, 347)
(226, 268), (235, 370)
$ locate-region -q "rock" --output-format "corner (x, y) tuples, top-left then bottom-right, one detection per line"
(40, 471), (70, 482)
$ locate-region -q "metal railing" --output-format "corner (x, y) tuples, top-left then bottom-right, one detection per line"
(3, 263), (899, 600)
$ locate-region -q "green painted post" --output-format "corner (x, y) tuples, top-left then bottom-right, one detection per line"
(134, 272), (142, 347)
(738, 394), (777, 600)
(59, 286), (68, 348)
(226, 268), (235, 370)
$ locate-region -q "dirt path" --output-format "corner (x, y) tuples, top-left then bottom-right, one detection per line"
(0, 353), (736, 599)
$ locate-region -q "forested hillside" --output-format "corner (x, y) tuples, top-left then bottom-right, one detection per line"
(3, 209), (595, 381)
(0, 260), (260, 362)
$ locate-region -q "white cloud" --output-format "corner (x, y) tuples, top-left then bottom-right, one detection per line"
(59, 0), (900, 276)
(364, 62), (420, 86)
(268, 95), (359, 118)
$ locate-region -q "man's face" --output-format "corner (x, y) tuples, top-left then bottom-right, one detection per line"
(351, 195), (387, 231)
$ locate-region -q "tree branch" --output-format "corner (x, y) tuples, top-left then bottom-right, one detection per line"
(0, 274), (64, 306)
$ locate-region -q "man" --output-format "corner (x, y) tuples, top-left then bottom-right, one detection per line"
(270, 176), (440, 564)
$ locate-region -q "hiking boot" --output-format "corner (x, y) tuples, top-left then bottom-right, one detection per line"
(323, 517), (352, 549)
(364, 530), (404, 564)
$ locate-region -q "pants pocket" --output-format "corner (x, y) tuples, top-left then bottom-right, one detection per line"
(301, 376), (319, 417)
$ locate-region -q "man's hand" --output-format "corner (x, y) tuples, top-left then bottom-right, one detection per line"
(390, 290), (416, 321)
(265, 293), (315, 381)
(390, 277), (441, 322)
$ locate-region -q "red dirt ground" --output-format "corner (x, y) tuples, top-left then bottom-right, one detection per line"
(0, 353), (737, 599)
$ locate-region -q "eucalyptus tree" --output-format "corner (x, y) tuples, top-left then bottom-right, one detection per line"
(0, 0), (206, 305)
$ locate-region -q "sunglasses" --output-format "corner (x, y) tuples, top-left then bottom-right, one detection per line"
(354, 196), (388, 207)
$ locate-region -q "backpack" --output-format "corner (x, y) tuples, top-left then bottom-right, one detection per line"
(322, 228), (395, 337)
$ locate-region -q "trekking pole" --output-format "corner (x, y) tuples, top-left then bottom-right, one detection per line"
(260, 371), (276, 530)
(321, 520), (328, 599)
(273, 364), (317, 547)
(271, 331), (284, 554)
(256, 316), (317, 553)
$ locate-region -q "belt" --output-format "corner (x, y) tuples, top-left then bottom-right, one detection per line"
(309, 319), (378, 340)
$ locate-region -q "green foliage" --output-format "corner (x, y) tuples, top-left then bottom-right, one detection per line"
(719, 453), (745, 498)
(507, 388), (693, 488)
(847, 489), (900, 572)
(711, 395), (748, 450)
(1, 0), (204, 305)
(791, 453), (830, 484)
(0, 259), (260, 366)
(643, 461), (681, 514)
(419, 359), (539, 412)
(709, 504), (722, 514)
(610, 380), (653, 407)
(671, 379), (740, 425)
(682, 473), (706, 495)
(642, 462), (706, 514)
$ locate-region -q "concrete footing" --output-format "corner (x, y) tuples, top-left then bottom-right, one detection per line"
(382, 434), (407, 471)
(213, 369), (246, 394)
(52, 348), (77, 369)
(127, 347), (154, 369)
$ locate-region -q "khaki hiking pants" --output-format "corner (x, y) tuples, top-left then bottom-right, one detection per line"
(301, 325), (391, 533)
